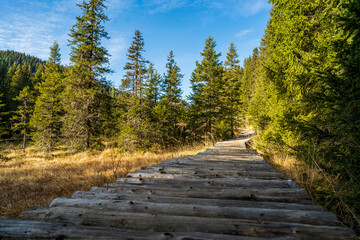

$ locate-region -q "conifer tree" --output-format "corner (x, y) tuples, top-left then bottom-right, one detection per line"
(143, 63), (161, 108)
(63, 0), (110, 150)
(162, 51), (183, 103)
(10, 63), (32, 99)
(11, 86), (35, 152)
(156, 50), (184, 145)
(222, 42), (243, 138)
(122, 30), (148, 99)
(49, 41), (61, 64)
(31, 41), (64, 151)
(189, 36), (224, 139)
(0, 96), (5, 137)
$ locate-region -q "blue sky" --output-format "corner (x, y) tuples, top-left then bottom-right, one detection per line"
(0, 0), (271, 97)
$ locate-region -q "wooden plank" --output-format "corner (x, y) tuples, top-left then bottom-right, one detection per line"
(115, 177), (299, 188)
(90, 183), (309, 197)
(140, 164), (276, 176)
(88, 185), (313, 204)
(188, 155), (265, 161)
(47, 198), (339, 226)
(20, 207), (356, 239)
(197, 151), (259, 156)
(71, 191), (323, 211)
(128, 170), (284, 179)
(108, 180), (296, 191)
(140, 157), (272, 171)
(1, 219), (265, 240)
(154, 158), (268, 166)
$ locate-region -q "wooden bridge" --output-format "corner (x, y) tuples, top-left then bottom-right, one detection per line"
(0, 130), (357, 239)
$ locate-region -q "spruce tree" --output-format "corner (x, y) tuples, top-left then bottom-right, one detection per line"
(49, 41), (61, 64)
(31, 41), (64, 151)
(10, 63), (32, 101)
(156, 50), (184, 145)
(63, 0), (110, 150)
(189, 36), (224, 139)
(122, 30), (148, 99)
(222, 42), (243, 138)
(143, 63), (161, 108)
(11, 86), (35, 152)
(0, 96), (5, 137)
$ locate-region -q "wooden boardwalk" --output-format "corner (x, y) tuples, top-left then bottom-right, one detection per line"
(0, 131), (357, 239)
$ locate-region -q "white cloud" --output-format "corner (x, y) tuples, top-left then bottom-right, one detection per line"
(146, 0), (188, 14)
(193, 0), (269, 17)
(235, 28), (254, 39)
(106, 36), (127, 63)
(0, 0), (79, 60)
(240, 0), (269, 17)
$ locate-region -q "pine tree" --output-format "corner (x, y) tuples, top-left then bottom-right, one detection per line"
(30, 42), (64, 151)
(143, 63), (161, 108)
(11, 86), (35, 152)
(63, 0), (111, 150)
(122, 30), (148, 99)
(222, 42), (243, 138)
(0, 95), (5, 137)
(10, 62), (32, 98)
(162, 51), (183, 103)
(156, 50), (185, 145)
(49, 41), (61, 64)
(189, 36), (224, 139)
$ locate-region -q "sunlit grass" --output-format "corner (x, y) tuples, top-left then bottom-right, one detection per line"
(0, 142), (212, 219)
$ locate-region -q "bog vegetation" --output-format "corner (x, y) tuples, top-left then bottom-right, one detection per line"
(0, 0), (359, 234)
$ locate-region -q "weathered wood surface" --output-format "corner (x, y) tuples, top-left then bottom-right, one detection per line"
(0, 130), (357, 239)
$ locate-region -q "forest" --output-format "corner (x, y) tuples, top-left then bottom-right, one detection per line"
(0, 0), (359, 235)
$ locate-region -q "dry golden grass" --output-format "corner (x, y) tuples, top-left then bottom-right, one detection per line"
(0, 142), (212, 219)
(248, 136), (323, 197)
(261, 151), (322, 197)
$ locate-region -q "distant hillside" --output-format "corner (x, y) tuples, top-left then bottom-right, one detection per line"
(0, 50), (45, 72)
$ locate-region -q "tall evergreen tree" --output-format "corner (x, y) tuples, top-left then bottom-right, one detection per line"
(11, 86), (35, 152)
(122, 30), (148, 99)
(49, 41), (61, 64)
(189, 36), (224, 139)
(222, 42), (243, 138)
(10, 63), (32, 98)
(143, 63), (161, 108)
(0, 95), (5, 137)
(63, 0), (111, 149)
(31, 42), (64, 151)
(155, 51), (185, 145)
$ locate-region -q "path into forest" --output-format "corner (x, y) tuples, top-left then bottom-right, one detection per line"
(0, 130), (357, 239)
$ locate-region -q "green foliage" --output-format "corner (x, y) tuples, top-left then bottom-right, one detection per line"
(243, 0), (360, 233)
(11, 86), (35, 151)
(157, 51), (185, 146)
(122, 30), (148, 98)
(30, 43), (64, 151)
(189, 36), (225, 140)
(143, 63), (161, 108)
(63, 0), (111, 150)
(116, 94), (157, 151)
(222, 42), (243, 138)
(0, 50), (45, 72)
(49, 41), (61, 65)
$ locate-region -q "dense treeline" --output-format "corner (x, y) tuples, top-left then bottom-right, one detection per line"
(0, 50), (45, 139)
(0, 50), (44, 72)
(0, 0), (244, 151)
(242, 0), (359, 233)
